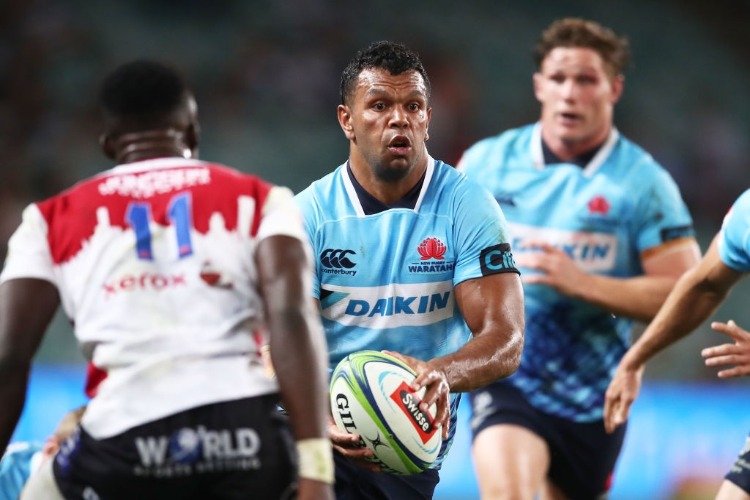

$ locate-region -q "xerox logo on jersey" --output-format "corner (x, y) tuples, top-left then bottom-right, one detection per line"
(133, 426), (261, 477)
(320, 248), (357, 276)
(103, 272), (187, 297)
(409, 237), (454, 274)
(389, 381), (436, 444)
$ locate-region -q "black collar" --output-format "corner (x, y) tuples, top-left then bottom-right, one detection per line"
(346, 162), (426, 215)
(542, 139), (602, 168)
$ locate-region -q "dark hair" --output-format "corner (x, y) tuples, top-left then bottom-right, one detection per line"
(533, 18), (631, 76)
(99, 59), (189, 119)
(339, 40), (431, 105)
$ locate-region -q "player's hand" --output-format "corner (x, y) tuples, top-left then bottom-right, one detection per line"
(516, 240), (589, 297)
(702, 320), (750, 379)
(603, 362), (644, 434)
(383, 351), (451, 440)
(297, 478), (334, 500)
(326, 415), (380, 473)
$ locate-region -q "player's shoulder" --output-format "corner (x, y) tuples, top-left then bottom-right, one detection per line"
(294, 164), (345, 207)
(429, 159), (498, 209)
(610, 133), (664, 174)
(458, 124), (534, 173)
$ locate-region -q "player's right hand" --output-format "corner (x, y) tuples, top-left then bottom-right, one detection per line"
(603, 363), (644, 434)
(327, 416), (380, 473)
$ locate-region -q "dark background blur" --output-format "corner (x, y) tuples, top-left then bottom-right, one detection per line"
(3, 0), (750, 378)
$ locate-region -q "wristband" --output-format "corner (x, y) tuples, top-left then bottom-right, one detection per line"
(296, 438), (334, 484)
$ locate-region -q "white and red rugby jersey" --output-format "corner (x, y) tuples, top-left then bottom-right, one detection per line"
(0, 158), (307, 438)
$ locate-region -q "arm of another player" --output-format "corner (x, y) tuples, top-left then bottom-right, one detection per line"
(521, 237), (701, 322)
(604, 236), (744, 433)
(256, 235), (334, 499)
(0, 278), (60, 452)
(391, 272), (525, 435)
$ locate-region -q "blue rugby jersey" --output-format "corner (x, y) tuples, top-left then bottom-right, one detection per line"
(719, 189), (750, 271)
(0, 442), (43, 500)
(294, 157), (518, 465)
(458, 123), (694, 422)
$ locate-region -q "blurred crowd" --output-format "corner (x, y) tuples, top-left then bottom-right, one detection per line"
(2, 0), (750, 375)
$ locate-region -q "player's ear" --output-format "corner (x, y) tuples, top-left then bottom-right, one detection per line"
(533, 72), (544, 102)
(610, 74), (624, 104)
(100, 133), (116, 160)
(338, 104), (355, 140)
(186, 122), (199, 154)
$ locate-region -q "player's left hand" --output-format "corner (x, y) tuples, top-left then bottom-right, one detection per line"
(383, 351), (450, 439)
(702, 320), (750, 379)
(516, 240), (589, 297)
(603, 362), (644, 434)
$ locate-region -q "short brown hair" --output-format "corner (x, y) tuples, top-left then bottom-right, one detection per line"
(533, 18), (631, 77)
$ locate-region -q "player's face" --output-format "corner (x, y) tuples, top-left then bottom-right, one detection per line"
(339, 68), (431, 182)
(534, 47), (623, 152)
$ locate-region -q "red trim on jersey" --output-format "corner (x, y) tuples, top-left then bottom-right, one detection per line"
(35, 162), (273, 264)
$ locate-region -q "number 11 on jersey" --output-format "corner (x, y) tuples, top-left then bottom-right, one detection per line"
(125, 192), (194, 260)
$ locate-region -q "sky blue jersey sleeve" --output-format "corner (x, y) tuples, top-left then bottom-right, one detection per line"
(293, 187), (322, 298)
(719, 189), (750, 272)
(0, 442), (43, 500)
(633, 163), (695, 253)
(451, 177), (518, 286)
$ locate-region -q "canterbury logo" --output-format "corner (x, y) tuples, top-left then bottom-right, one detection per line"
(417, 237), (446, 261)
(320, 249), (357, 269)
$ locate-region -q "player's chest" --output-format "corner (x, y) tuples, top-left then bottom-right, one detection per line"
(490, 168), (630, 233)
(315, 214), (456, 285)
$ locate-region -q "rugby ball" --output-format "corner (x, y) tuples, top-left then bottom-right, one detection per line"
(329, 350), (442, 475)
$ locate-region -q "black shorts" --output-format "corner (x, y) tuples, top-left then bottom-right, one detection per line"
(333, 451), (440, 499)
(53, 394), (297, 500)
(469, 382), (626, 500)
(725, 433), (750, 493)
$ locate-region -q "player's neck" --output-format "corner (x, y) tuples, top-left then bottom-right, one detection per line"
(114, 130), (194, 164)
(541, 127), (610, 163)
(348, 156), (427, 206)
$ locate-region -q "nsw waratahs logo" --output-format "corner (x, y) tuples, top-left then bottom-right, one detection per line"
(417, 237), (446, 260)
(409, 237), (453, 274)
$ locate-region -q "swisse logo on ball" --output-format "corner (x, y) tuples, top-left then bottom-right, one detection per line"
(390, 382), (436, 444)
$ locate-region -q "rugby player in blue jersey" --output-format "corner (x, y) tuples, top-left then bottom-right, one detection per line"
(606, 189), (750, 500)
(458, 18), (700, 499)
(294, 40), (525, 499)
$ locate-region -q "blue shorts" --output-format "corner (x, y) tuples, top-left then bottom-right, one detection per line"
(333, 451), (440, 499)
(725, 434), (750, 493)
(53, 395), (297, 500)
(469, 382), (626, 500)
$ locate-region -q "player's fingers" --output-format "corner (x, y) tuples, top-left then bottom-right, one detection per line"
(711, 320), (748, 341)
(520, 274), (549, 285)
(704, 353), (744, 367)
(701, 343), (736, 359)
(523, 240), (556, 253)
(717, 364), (750, 379)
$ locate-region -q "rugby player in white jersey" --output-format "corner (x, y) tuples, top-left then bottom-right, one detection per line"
(0, 59), (333, 500)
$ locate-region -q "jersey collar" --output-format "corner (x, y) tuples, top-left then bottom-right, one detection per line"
(531, 122), (619, 177)
(342, 156), (435, 217)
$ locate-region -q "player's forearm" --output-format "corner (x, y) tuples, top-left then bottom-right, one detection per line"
(577, 273), (679, 322)
(269, 309), (330, 441)
(0, 359), (30, 451)
(434, 324), (524, 393)
(620, 270), (728, 370)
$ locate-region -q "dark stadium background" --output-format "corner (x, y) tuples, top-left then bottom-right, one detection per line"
(4, 1), (750, 498)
